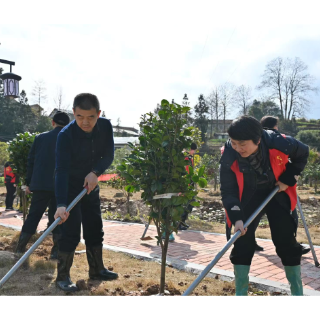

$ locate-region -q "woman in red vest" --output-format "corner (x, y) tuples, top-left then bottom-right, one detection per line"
(4, 162), (18, 211)
(220, 116), (309, 296)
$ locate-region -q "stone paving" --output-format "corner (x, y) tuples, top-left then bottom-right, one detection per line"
(1, 207), (320, 294)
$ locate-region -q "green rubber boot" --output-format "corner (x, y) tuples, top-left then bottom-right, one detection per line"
(284, 265), (303, 296)
(234, 265), (250, 296)
(161, 231), (175, 242)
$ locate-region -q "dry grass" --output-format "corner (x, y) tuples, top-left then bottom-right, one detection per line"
(0, 226), (279, 296)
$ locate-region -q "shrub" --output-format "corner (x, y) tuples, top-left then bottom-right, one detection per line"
(296, 130), (320, 147)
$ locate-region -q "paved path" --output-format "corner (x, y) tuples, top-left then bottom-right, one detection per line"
(1, 207), (320, 295)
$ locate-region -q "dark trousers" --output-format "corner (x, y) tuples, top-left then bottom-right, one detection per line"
(181, 203), (193, 222)
(230, 189), (302, 267)
(5, 183), (16, 209)
(21, 190), (60, 235)
(59, 184), (104, 253)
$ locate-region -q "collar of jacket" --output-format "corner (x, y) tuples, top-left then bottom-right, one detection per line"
(220, 129), (294, 169)
(74, 119), (100, 139)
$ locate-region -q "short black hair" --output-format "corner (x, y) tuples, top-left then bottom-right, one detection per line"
(73, 93), (100, 113)
(227, 116), (262, 145)
(53, 111), (70, 127)
(191, 142), (197, 150)
(260, 115), (279, 129)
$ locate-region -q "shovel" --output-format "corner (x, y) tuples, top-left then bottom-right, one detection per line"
(0, 187), (88, 289)
(297, 197), (319, 267)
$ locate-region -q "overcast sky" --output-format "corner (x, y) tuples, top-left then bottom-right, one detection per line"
(1, 0), (320, 128)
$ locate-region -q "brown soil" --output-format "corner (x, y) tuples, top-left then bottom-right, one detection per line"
(0, 226), (282, 296)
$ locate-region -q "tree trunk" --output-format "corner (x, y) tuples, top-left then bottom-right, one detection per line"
(160, 212), (170, 294)
(214, 178), (218, 191)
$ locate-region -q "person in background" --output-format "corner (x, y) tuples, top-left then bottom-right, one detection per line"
(4, 162), (18, 211)
(260, 115), (310, 255)
(15, 111), (70, 259)
(161, 142), (198, 242)
(179, 142), (198, 231)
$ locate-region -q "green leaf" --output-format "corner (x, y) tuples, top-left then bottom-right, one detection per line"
(198, 166), (205, 177)
(183, 129), (192, 136)
(161, 99), (170, 106)
(198, 177), (207, 188)
(191, 175), (199, 183)
(190, 201), (200, 207)
(162, 141), (169, 147)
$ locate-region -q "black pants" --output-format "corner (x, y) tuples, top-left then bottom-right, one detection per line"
(230, 189), (302, 266)
(21, 190), (60, 235)
(5, 183), (16, 209)
(59, 184), (104, 252)
(181, 203), (193, 222)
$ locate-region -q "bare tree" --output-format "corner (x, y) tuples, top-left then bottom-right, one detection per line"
(220, 82), (235, 132)
(32, 79), (47, 108)
(207, 86), (223, 136)
(53, 86), (68, 110)
(258, 57), (318, 120)
(234, 85), (252, 115)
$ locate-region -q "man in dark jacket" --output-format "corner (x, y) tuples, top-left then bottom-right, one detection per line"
(54, 93), (118, 292)
(220, 116), (309, 296)
(258, 115), (311, 255)
(15, 111), (70, 259)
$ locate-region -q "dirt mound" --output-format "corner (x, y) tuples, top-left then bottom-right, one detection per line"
(0, 251), (15, 267)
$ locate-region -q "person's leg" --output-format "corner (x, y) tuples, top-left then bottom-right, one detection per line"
(56, 191), (82, 292)
(266, 196), (303, 296)
(230, 193), (266, 296)
(5, 183), (10, 209)
(16, 191), (51, 253)
(82, 185), (118, 280)
(11, 184), (16, 208)
(47, 193), (61, 259)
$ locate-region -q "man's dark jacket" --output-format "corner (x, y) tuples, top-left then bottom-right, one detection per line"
(55, 118), (114, 207)
(25, 126), (63, 192)
(220, 129), (309, 226)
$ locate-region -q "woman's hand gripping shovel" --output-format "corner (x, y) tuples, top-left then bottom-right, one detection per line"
(0, 187), (89, 289)
(182, 186), (280, 296)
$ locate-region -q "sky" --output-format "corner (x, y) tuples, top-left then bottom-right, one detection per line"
(1, 0), (320, 128)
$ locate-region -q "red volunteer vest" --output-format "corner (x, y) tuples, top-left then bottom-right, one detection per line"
(222, 138), (297, 228)
(4, 166), (16, 184)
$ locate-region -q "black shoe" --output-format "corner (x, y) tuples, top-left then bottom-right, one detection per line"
(50, 233), (61, 260)
(301, 246), (311, 255)
(255, 243), (264, 252)
(178, 224), (188, 231)
(86, 245), (118, 280)
(56, 251), (78, 292)
(15, 232), (33, 254)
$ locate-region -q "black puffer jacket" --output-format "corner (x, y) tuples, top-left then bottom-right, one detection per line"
(220, 129), (309, 225)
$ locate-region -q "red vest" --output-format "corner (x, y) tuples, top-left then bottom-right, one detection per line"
(223, 142), (297, 228)
(4, 166), (16, 184)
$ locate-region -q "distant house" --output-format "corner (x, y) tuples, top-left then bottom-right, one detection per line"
(113, 126), (139, 137)
(30, 104), (44, 116)
(207, 119), (233, 133)
(114, 137), (139, 150)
